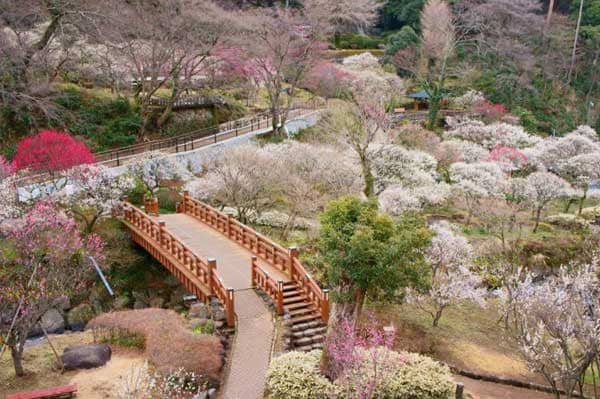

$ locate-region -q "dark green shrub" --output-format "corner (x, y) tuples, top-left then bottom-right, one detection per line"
(335, 33), (383, 49)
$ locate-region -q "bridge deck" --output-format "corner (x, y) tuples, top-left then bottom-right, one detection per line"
(158, 213), (290, 290)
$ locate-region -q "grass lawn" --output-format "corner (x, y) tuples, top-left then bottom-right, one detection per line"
(372, 301), (545, 385)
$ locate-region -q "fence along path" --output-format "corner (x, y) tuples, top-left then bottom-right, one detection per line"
(96, 104), (320, 168)
(122, 193), (330, 398)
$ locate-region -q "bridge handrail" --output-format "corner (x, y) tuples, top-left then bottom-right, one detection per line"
(122, 201), (235, 327)
(180, 192), (329, 323)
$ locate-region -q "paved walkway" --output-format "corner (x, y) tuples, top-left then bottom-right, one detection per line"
(158, 213), (286, 399)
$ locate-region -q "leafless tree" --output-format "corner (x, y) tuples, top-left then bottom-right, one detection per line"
(103, 0), (234, 139)
(0, 0), (108, 138)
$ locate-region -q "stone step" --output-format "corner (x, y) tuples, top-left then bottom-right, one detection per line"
(290, 313), (321, 324)
(292, 326), (327, 339)
(285, 301), (311, 311)
(288, 306), (318, 317)
(291, 320), (323, 332)
(283, 290), (303, 298)
(283, 295), (307, 305)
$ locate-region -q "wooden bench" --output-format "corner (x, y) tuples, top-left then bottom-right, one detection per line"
(7, 385), (77, 399)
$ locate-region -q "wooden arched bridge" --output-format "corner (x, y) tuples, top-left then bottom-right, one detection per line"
(122, 192), (330, 350)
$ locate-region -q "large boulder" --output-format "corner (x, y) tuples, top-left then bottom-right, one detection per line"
(62, 344), (111, 370)
(29, 308), (65, 336)
(67, 303), (95, 331)
(189, 302), (209, 319)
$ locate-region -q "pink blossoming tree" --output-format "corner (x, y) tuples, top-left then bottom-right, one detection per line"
(0, 201), (104, 376)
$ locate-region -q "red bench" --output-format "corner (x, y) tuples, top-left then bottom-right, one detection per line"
(6, 384), (77, 399)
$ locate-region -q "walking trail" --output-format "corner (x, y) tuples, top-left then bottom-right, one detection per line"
(160, 213), (289, 399)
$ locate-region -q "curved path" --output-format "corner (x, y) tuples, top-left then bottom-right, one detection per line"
(159, 213), (289, 399)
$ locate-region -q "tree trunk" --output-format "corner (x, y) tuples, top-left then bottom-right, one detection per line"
(360, 154), (374, 198)
(10, 343), (25, 377)
(353, 289), (366, 322)
(427, 96), (441, 130)
(432, 308), (443, 327)
(533, 207), (542, 233)
(567, 0), (585, 84)
(578, 190), (587, 216)
(546, 0), (555, 27)
(564, 198), (576, 213)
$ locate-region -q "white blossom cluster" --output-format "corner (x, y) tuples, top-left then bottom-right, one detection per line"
(445, 121), (541, 149)
(449, 161), (505, 199)
(126, 151), (193, 193)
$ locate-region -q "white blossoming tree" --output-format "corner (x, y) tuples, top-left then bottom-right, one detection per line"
(502, 255), (600, 398)
(557, 152), (600, 215)
(449, 161), (505, 222)
(444, 121), (541, 149)
(525, 172), (572, 233)
(185, 145), (280, 223)
(266, 141), (361, 238)
(126, 152), (192, 195)
(56, 164), (135, 232)
(379, 183), (451, 216)
(407, 221), (485, 327)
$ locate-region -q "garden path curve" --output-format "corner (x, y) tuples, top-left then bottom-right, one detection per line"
(160, 213), (286, 399)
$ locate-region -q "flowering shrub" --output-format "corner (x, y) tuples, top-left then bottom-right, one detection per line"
(119, 361), (208, 399)
(472, 99), (507, 121)
(451, 90), (486, 110)
(265, 349), (454, 399)
(12, 130), (95, 173)
(581, 206), (600, 220)
(486, 145), (528, 172)
(545, 214), (590, 230)
(265, 350), (335, 399)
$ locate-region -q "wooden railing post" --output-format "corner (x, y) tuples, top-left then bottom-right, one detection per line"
(227, 214), (233, 239)
(322, 289), (330, 323)
(182, 191), (190, 214)
(277, 280), (284, 316)
(207, 258), (216, 296)
(226, 288), (235, 328)
(288, 246), (298, 278)
(158, 221), (166, 247)
(250, 256), (257, 288)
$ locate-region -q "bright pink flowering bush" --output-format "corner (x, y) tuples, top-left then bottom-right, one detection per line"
(12, 130), (95, 173)
(473, 100), (508, 121)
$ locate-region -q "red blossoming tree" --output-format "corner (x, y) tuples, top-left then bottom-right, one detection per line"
(12, 130), (95, 175)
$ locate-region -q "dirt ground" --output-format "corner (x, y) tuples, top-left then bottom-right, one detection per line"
(456, 375), (557, 399)
(1, 332), (145, 398)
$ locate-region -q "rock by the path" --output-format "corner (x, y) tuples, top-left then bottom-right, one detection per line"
(67, 303), (95, 331)
(212, 309), (226, 322)
(149, 297), (165, 308)
(133, 299), (148, 309)
(30, 308), (65, 336)
(53, 296), (71, 312)
(113, 295), (131, 310)
(189, 302), (209, 319)
(62, 344), (112, 370)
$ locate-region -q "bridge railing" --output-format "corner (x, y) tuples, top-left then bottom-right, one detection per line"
(179, 192), (329, 323)
(122, 201), (235, 327)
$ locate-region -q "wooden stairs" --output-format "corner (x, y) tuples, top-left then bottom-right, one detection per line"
(282, 281), (327, 351)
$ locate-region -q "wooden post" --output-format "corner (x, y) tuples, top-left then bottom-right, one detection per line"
(158, 221), (166, 247)
(288, 246), (298, 278)
(322, 289), (330, 323)
(227, 214), (233, 239)
(277, 280), (284, 316)
(250, 256), (257, 288)
(226, 288), (235, 328)
(455, 383), (464, 399)
(207, 258), (216, 295)
(182, 191), (190, 214)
